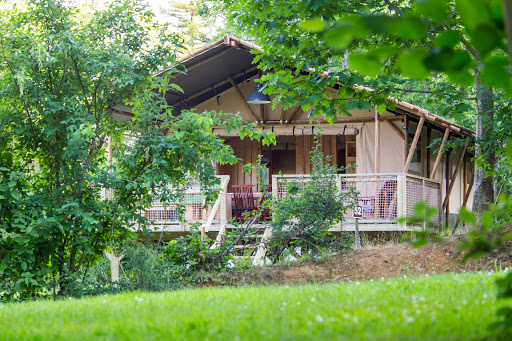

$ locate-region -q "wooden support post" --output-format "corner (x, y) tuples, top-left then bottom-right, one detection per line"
(431, 128), (450, 179)
(296, 136), (304, 174)
(228, 76), (260, 122)
(386, 120), (405, 140)
(451, 169), (475, 235)
(397, 174), (405, 229)
(330, 135), (337, 166)
(403, 116), (425, 173)
(375, 107), (380, 173)
(403, 115), (408, 166)
(260, 104), (265, 124)
(104, 251), (124, 282)
(426, 125), (431, 178)
(443, 139), (469, 209)
(354, 218), (360, 249)
(445, 150), (450, 226)
(304, 135), (311, 174)
(279, 107), (285, 123)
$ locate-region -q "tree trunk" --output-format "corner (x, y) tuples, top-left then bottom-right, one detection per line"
(472, 73), (495, 217)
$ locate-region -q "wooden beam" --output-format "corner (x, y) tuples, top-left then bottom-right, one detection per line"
(260, 104), (265, 124)
(228, 76), (259, 122)
(175, 48), (231, 76)
(430, 128), (450, 179)
(403, 116), (424, 173)
(394, 108), (475, 138)
(279, 107), (286, 123)
(386, 120), (405, 140)
(375, 107), (380, 173)
(443, 139), (469, 209)
(285, 116), (401, 125)
(287, 105), (302, 123)
(178, 66), (258, 104)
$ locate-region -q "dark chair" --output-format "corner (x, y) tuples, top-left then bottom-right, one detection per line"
(232, 185), (257, 222)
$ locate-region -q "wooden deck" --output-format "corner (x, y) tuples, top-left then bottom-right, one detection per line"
(129, 173), (441, 234)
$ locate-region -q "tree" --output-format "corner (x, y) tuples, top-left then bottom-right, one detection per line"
(218, 0), (512, 216)
(0, 0), (270, 299)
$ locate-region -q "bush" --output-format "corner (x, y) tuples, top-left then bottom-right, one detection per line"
(267, 137), (357, 262)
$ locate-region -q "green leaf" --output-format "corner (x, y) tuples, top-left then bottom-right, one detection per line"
(480, 55), (512, 91)
(455, 0), (492, 30)
(470, 25), (501, 56)
(434, 31), (460, 48)
(415, 0), (449, 22)
(300, 18), (325, 33)
(376, 103), (387, 115)
(397, 48), (429, 79)
(458, 207), (476, 225)
(424, 48), (471, 72)
(447, 70), (474, 87)
(480, 211), (494, 229)
(392, 17), (429, 40)
(324, 26), (354, 49)
(506, 141), (512, 161)
(348, 53), (382, 77)
(10, 189), (21, 201)
(368, 46), (400, 59)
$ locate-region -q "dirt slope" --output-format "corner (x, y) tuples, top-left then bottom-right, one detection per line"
(215, 239), (512, 286)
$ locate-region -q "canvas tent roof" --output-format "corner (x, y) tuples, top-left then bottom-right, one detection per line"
(114, 36), (475, 138)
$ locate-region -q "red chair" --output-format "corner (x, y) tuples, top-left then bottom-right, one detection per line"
(232, 185), (257, 222)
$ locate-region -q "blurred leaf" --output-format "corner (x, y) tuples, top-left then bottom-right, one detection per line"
(414, 0), (449, 22)
(368, 45), (401, 59)
(447, 70), (474, 87)
(480, 55), (512, 91)
(455, 0), (492, 30)
(324, 25), (354, 49)
(392, 16), (429, 40)
(506, 141), (512, 161)
(300, 18), (325, 32)
(480, 210), (494, 229)
(458, 207), (476, 225)
(348, 53), (382, 77)
(397, 48), (429, 79)
(434, 31), (460, 48)
(424, 48), (471, 72)
(470, 25), (501, 56)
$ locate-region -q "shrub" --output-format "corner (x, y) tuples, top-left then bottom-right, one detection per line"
(267, 137), (357, 262)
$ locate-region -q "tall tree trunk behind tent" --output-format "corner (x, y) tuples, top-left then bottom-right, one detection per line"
(472, 75), (495, 217)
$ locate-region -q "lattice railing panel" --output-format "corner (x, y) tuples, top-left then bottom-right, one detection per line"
(341, 175), (398, 221)
(405, 177), (423, 217)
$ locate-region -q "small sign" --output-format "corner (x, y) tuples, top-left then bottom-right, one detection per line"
(353, 205), (363, 218)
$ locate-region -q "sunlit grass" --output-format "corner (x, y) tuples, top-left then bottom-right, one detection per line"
(0, 272), (499, 340)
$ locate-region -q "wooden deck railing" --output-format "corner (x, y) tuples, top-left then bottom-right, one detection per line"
(108, 173), (440, 232)
(272, 173), (441, 231)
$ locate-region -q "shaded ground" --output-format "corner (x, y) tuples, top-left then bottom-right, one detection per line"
(215, 238), (512, 286)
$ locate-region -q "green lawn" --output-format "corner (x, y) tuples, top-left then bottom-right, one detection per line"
(0, 272), (501, 340)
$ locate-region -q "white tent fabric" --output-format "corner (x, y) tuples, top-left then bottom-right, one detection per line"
(356, 122), (404, 174)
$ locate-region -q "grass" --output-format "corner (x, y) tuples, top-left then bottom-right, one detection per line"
(0, 271), (502, 340)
